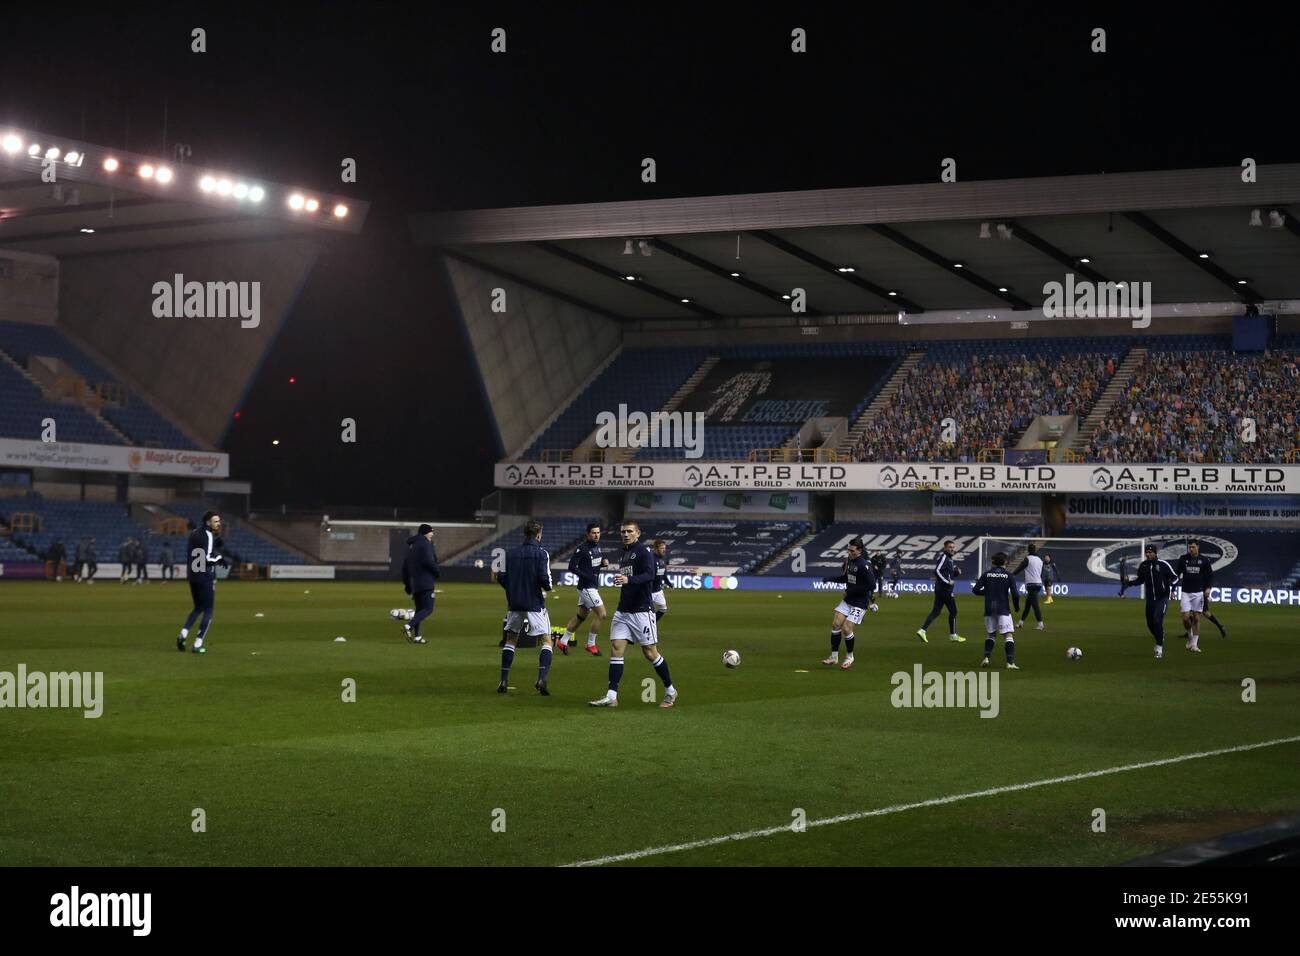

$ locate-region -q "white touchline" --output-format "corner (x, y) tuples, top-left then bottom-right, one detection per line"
(561, 734), (1300, 867)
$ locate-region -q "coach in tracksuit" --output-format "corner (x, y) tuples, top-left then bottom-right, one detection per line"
(401, 523), (441, 645)
(973, 552), (1022, 669)
(178, 512), (225, 654)
(493, 520), (554, 696)
(1120, 544), (1178, 659)
(917, 540), (965, 643)
(1013, 543), (1045, 629)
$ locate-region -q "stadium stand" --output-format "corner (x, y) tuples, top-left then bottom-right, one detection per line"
(853, 337), (1125, 462)
(445, 516), (601, 567)
(0, 358), (123, 444)
(1062, 525), (1300, 589)
(0, 492), (172, 561)
(633, 519), (812, 574)
(1085, 335), (1300, 464)
(635, 424), (798, 460)
(0, 320), (198, 449)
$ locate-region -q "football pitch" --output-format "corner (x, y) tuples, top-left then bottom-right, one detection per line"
(2, 581), (1298, 867)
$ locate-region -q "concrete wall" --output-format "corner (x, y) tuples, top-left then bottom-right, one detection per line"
(444, 255), (621, 457)
(57, 236), (323, 447)
(0, 250), (59, 325)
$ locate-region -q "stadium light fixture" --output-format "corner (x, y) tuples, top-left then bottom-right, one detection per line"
(996, 223), (1013, 240)
(305, 198), (320, 212)
(155, 167), (173, 184)
(1237, 278), (1249, 285)
(333, 203), (348, 218)
(45, 147), (60, 160)
(233, 183), (249, 199)
(1197, 251), (1210, 259)
(64, 151), (81, 166)
(623, 239), (634, 255)
(887, 290), (898, 296)
(680, 298), (691, 303)
(952, 262), (963, 269)
(199, 176), (216, 192)
(638, 239), (651, 256)
(102, 157), (119, 172)
(248, 186), (264, 202)
(1077, 257), (1091, 264)
(623, 274), (636, 281)
(781, 293), (792, 300)
(27, 143), (41, 157)
(836, 266), (855, 273)
(138, 164), (155, 179)
(997, 286), (1009, 292)
(272, 439), (280, 446)
(1269, 210), (1286, 228)
(217, 179), (233, 196)
(288, 194), (306, 210)
(979, 222), (991, 239)
(1249, 208), (1262, 227)
(79, 228), (95, 234)
(729, 271), (741, 278)
(1, 134), (20, 154)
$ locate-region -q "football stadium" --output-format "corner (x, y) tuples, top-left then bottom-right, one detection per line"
(0, 6), (1296, 934)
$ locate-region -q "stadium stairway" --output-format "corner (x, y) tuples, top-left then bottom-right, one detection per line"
(605, 354), (719, 463)
(0, 346), (135, 445)
(752, 525), (821, 574)
(1068, 346), (1146, 456)
(837, 349), (925, 457)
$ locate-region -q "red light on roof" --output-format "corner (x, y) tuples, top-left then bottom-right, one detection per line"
(289, 376), (297, 384)
(233, 411), (241, 419)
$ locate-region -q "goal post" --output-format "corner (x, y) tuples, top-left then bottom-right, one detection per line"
(976, 536), (1146, 587)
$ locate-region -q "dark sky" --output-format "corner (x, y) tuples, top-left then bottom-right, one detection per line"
(3, 4), (1297, 517)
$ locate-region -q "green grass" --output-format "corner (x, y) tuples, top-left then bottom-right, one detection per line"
(1, 580), (1298, 866)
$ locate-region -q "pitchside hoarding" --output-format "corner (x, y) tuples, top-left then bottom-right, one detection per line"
(0, 437), (229, 478)
(496, 461), (1299, 494)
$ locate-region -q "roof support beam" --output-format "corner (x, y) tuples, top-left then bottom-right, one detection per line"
(534, 241), (720, 318)
(650, 237), (824, 316)
(866, 224), (1033, 309)
(1000, 219), (1111, 285)
(749, 229), (924, 313)
(1122, 211), (1263, 304)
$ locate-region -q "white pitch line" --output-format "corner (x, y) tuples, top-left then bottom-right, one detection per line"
(561, 734), (1300, 867)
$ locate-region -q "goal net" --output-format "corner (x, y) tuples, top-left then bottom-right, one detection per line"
(976, 536), (1146, 587)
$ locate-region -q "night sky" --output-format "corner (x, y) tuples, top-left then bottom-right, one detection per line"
(3, 5), (1297, 516)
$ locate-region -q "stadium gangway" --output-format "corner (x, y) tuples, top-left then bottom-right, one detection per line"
(747, 447), (843, 463)
(1287, 447), (1300, 464)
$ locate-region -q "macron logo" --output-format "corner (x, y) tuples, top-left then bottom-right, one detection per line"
(50, 886), (151, 937)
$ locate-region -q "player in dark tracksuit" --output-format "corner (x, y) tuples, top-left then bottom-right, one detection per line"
(870, 551), (887, 601)
(401, 524), (440, 644)
(887, 551), (902, 598)
(1120, 544), (1179, 658)
(820, 536), (877, 669)
(917, 540), (965, 643)
(119, 539), (133, 583)
(493, 519), (554, 695)
(973, 552), (1022, 668)
(178, 512), (225, 654)
(650, 539), (674, 621)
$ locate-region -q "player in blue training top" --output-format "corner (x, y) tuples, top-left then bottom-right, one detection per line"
(589, 521), (678, 709)
(820, 536), (878, 670)
(973, 551), (1022, 670)
(650, 538), (674, 621)
(1173, 539), (1216, 652)
(560, 523), (608, 656)
(1120, 543), (1179, 659)
(492, 520), (555, 696)
(917, 539), (965, 643)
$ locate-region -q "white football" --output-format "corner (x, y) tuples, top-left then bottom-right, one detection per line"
(390, 608), (412, 621)
(722, 649), (741, 668)
(474, 559), (484, 568)
(1067, 646), (1083, 660)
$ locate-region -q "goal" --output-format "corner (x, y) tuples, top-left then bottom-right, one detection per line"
(976, 536), (1146, 585)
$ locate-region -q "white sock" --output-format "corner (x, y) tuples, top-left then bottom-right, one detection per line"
(194, 637), (204, 648)
(180, 628), (189, 639)
(562, 630), (573, 644)
(586, 633), (598, 646)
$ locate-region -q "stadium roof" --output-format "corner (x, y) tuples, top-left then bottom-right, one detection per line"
(0, 126), (368, 258)
(412, 164), (1300, 320)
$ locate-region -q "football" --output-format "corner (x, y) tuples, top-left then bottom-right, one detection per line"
(390, 608), (413, 621)
(1067, 646), (1083, 660)
(722, 649), (741, 668)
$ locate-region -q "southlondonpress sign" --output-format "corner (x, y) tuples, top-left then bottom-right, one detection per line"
(495, 461), (1299, 494)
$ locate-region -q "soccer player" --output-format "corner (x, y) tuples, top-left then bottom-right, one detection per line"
(973, 552), (1021, 669)
(178, 512), (225, 654)
(1013, 542), (1045, 630)
(1041, 553), (1057, 605)
(160, 540), (175, 583)
(1119, 544), (1178, 659)
(83, 538), (98, 583)
(887, 549), (902, 598)
(1173, 539), (1214, 652)
(819, 536), (878, 670)
(870, 550), (887, 602)
(916, 540), (965, 643)
(560, 523), (608, 656)
(493, 520), (555, 696)
(589, 521), (678, 708)
(119, 537), (133, 584)
(650, 538), (673, 621)
(400, 523), (440, 644)
(72, 538), (84, 582)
